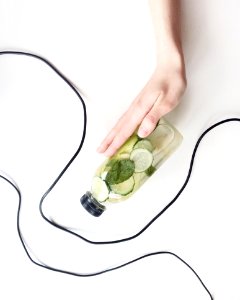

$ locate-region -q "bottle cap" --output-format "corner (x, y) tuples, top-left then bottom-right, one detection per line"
(80, 192), (106, 217)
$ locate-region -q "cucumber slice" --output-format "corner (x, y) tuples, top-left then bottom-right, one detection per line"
(91, 176), (109, 202)
(133, 171), (146, 187)
(133, 139), (153, 152)
(110, 176), (135, 196)
(130, 148), (153, 173)
(147, 124), (175, 151)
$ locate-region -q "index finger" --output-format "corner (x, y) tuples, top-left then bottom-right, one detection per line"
(97, 103), (148, 156)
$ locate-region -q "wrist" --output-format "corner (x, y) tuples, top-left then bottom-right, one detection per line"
(156, 44), (185, 71)
(154, 46), (187, 91)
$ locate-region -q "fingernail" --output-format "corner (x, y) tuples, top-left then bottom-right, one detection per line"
(138, 127), (148, 138)
(97, 145), (103, 153)
(104, 148), (115, 157)
(103, 151), (112, 157)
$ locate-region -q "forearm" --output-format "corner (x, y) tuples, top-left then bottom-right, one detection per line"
(148, 0), (184, 66)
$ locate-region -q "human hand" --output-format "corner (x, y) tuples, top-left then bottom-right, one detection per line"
(97, 57), (187, 157)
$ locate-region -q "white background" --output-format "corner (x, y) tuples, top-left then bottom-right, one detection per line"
(0, 0), (240, 299)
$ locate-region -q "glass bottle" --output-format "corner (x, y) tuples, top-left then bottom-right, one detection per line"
(80, 118), (183, 217)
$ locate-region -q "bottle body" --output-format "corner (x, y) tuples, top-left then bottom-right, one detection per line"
(80, 118), (182, 216)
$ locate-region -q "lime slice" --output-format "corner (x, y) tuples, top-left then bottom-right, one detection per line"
(130, 148), (153, 173)
(91, 177), (109, 202)
(110, 176), (135, 196)
(147, 124), (175, 151)
(133, 139), (153, 152)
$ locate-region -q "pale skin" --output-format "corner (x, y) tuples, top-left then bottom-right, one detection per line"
(97, 0), (187, 157)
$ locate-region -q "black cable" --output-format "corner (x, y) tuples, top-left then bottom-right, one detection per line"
(0, 50), (215, 299)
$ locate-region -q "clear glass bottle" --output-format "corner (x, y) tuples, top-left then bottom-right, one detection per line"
(80, 118), (183, 217)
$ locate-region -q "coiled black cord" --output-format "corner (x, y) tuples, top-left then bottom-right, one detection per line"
(0, 50), (218, 299)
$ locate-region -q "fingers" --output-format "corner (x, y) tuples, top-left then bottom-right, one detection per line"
(138, 92), (178, 138)
(97, 94), (157, 157)
(137, 92), (164, 137)
(97, 74), (185, 157)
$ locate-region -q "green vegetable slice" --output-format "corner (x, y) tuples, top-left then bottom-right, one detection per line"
(130, 148), (153, 173)
(91, 176), (109, 202)
(110, 176), (135, 196)
(133, 139), (153, 152)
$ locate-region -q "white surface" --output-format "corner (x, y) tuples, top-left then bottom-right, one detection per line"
(0, 0), (240, 299)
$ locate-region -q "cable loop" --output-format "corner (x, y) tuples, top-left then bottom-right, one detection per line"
(0, 50), (215, 299)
